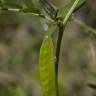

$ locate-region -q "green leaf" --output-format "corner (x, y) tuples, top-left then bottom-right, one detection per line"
(57, 0), (86, 19)
(0, 0), (41, 14)
(39, 35), (56, 96)
(23, 0), (33, 9)
(40, 0), (57, 19)
(23, 0), (41, 14)
(74, 0), (86, 12)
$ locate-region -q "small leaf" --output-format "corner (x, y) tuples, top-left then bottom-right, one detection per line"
(39, 34), (56, 96)
(0, 0), (41, 14)
(57, 0), (86, 19)
(74, 0), (86, 12)
(0, 0), (5, 6)
(40, 0), (57, 19)
(23, 0), (41, 14)
(23, 0), (33, 9)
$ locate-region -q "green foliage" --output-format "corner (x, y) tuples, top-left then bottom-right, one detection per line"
(57, 0), (86, 20)
(39, 0), (57, 19)
(39, 0), (86, 96)
(0, 0), (41, 14)
(0, 0), (88, 96)
(23, 0), (34, 8)
(39, 33), (56, 96)
(22, 0), (41, 13)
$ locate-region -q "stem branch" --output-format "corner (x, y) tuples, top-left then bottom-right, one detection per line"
(0, 7), (54, 22)
(55, 22), (64, 96)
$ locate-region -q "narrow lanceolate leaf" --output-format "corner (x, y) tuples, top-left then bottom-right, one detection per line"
(23, 0), (33, 8)
(63, 0), (85, 24)
(23, 0), (41, 14)
(0, 0), (41, 14)
(57, 0), (86, 20)
(40, 0), (57, 19)
(39, 36), (56, 96)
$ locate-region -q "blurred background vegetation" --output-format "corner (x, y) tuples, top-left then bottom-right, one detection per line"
(0, 0), (96, 96)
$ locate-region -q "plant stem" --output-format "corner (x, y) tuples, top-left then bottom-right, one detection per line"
(0, 7), (54, 22)
(55, 22), (64, 96)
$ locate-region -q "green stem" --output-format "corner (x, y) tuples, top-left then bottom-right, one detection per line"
(55, 22), (64, 96)
(0, 7), (54, 22)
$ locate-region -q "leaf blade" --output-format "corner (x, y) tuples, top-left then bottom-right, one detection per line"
(23, 0), (41, 14)
(0, 0), (41, 14)
(39, 35), (56, 96)
(39, 0), (57, 19)
(63, 0), (81, 24)
(57, 0), (86, 19)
